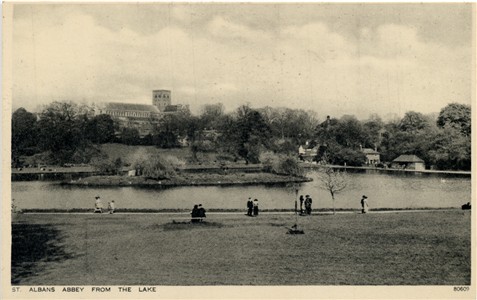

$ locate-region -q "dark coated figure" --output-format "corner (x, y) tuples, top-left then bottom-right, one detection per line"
(247, 197), (253, 216)
(299, 195), (304, 214)
(191, 204), (199, 223)
(198, 204), (206, 222)
(305, 195), (313, 215)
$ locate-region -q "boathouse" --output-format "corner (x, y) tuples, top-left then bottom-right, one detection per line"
(392, 155), (425, 171)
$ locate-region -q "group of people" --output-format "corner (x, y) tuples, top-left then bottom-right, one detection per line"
(246, 198), (259, 216)
(191, 204), (206, 222)
(94, 196), (115, 214)
(299, 195), (313, 215)
(92, 194), (371, 216)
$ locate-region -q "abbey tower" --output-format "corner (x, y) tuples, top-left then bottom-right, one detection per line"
(152, 90), (171, 112)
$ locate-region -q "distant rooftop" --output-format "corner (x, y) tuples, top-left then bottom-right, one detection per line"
(362, 148), (379, 154)
(102, 102), (160, 113)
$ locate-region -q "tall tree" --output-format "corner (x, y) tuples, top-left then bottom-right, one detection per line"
(12, 108), (38, 159)
(436, 103), (471, 136)
(334, 115), (366, 148)
(428, 126), (471, 170)
(362, 114), (384, 149)
(199, 103), (225, 130)
(399, 111), (429, 133)
(153, 112), (191, 148)
(121, 128), (141, 145)
(85, 114), (116, 144)
(36, 101), (92, 163)
(220, 105), (271, 164)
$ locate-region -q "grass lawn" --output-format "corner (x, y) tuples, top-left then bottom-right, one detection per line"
(11, 211), (470, 285)
(99, 143), (218, 165)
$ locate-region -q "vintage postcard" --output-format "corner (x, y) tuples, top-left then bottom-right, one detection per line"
(2, 2), (475, 299)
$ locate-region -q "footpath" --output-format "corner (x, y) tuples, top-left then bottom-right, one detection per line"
(21, 208), (462, 215)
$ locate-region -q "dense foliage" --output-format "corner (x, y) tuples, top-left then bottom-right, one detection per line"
(260, 152), (304, 177)
(133, 154), (180, 179)
(12, 101), (471, 170)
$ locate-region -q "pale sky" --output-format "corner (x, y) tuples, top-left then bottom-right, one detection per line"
(11, 3), (473, 119)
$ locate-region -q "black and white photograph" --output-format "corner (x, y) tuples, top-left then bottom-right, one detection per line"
(2, 2), (475, 299)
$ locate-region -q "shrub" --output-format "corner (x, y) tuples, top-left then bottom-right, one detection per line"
(163, 155), (186, 169)
(91, 156), (123, 175)
(70, 146), (103, 164)
(260, 151), (304, 177)
(133, 154), (178, 179)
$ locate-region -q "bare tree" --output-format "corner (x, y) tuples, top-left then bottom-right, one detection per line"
(317, 167), (348, 214)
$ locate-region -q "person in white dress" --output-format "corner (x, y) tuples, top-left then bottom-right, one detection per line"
(361, 195), (369, 214)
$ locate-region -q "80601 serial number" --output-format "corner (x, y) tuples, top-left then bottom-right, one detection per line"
(454, 286), (469, 292)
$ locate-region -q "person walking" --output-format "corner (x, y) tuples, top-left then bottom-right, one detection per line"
(361, 195), (368, 213)
(247, 197), (253, 216)
(253, 199), (259, 216)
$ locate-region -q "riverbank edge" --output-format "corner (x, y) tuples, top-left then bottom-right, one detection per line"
(61, 172), (313, 187)
(16, 207), (462, 213)
(302, 163), (472, 175)
(12, 163), (472, 176)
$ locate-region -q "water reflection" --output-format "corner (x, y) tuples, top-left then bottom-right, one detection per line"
(12, 171), (471, 210)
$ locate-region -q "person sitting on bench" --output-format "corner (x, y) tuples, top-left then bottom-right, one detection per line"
(197, 204), (206, 222)
(191, 204), (199, 223)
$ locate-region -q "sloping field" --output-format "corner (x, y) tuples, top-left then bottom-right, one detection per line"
(99, 143), (193, 164)
(11, 211), (470, 285)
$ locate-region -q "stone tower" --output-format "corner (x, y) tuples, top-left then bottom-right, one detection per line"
(152, 90), (171, 112)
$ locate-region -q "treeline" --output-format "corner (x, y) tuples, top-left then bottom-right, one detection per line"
(12, 101), (470, 170)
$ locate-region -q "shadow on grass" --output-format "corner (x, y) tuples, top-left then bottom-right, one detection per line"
(162, 221), (225, 231)
(11, 222), (73, 284)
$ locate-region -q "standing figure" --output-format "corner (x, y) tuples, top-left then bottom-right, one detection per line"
(247, 197), (253, 216)
(305, 195), (313, 215)
(108, 200), (115, 214)
(253, 199), (259, 216)
(191, 204), (199, 223)
(299, 195), (304, 214)
(361, 195), (368, 213)
(307, 195), (313, 215)
(94, 196), (103, 213)
(198, 204), (206, 222)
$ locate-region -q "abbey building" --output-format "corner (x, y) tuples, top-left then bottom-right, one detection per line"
(94, 90), (188, 137)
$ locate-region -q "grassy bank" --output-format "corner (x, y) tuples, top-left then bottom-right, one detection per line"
(11, 210), (471, 285)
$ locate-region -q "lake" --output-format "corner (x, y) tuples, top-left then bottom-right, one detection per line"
(11, 170), (471, 211)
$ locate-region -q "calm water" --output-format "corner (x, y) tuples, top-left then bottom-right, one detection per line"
(11, 170), (471, 211)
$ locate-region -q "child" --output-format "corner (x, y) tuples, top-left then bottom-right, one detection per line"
(108, 200), (115, 214)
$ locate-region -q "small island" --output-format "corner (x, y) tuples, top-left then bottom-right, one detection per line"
(65, 171), (312, 187)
